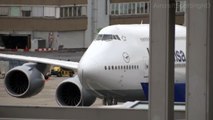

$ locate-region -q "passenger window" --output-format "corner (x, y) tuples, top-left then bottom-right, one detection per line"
(112, 66), (114, 70)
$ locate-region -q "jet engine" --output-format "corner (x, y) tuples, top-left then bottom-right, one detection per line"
(56, 76), (96, 106)
(4, 63), (45, 98)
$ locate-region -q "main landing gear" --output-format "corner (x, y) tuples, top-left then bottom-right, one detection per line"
(103, 97), (118, 105)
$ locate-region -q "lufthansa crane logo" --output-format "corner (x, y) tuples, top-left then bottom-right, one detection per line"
(122, 52), (130, 63)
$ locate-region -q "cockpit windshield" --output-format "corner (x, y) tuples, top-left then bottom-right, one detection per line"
(95, 34), (121, 41)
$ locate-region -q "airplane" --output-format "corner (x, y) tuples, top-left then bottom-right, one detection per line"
(0, 24), (186, 106)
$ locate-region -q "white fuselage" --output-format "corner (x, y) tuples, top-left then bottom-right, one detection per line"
(78, 24), (186, 101)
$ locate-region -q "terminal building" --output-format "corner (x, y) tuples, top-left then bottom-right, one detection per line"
(0, 0), (185, 51)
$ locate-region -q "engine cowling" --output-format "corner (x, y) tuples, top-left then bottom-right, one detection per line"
(56, 76), (96, 106)
(4, 63), (45, 98)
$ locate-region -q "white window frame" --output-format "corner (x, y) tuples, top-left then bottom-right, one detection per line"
(111, 1), (186, 16)
(44, 6), (56, 17)
(0, 6), (9, 16)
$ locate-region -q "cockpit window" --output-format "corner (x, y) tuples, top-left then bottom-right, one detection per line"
(102, 35), (113, 40)
(96, 34), (104, 40)
(95, 34), (121, 41)
(115, 35), (121, 40)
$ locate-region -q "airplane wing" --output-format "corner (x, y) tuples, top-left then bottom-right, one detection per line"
(0, 53), (79, 71)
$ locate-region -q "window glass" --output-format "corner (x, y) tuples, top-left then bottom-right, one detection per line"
(176, 1), (180, 12)
(32, 6), (44, 17)
(21, 7), (31, 17)
(22, 10), (31, 17)
(144, 3), (148, 13)
(44, 6), (55, 17)
(0, 7), (9, 16)
(124, 3), (128, 14)
(110, 1), (185, 15)
(131, 3), (135, 14)
(10, 7), (21, 17)
(111, 4), (115, 15)
(69, 7), (73, 16)
(75, 6), (80, 16)
(73, 6), (77, 16)
(116, 35), (121, 40)
(64, 7), (69, 17)
(60, 7), (64, 17)
(102, 35), (113, 40)
(81, 6), (87, 16)
(140, 2), (144, 13)
(119, 3), (124, 14)
(180, 1), (186, 12)
(96, 34), (103, 40)
(147, 2), (150, 13)
(128, 3), (132, 14)
(59, 6), (83, 18)
(96, 34), (121, 41)
(137, 2), (141, 14)
(21, 6), (31, 11)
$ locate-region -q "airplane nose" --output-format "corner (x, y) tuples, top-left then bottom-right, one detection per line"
(78, 56), (100, 84)
(78, 41), (106, 89)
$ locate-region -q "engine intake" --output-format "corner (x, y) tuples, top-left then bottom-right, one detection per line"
(56, 76), (96, 106)
(4, 63), (45, 98)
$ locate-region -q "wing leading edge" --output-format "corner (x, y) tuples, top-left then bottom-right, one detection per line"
(0, 53), (79, 71)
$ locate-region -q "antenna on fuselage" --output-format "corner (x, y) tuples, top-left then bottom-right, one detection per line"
(141, 20), (143, 24)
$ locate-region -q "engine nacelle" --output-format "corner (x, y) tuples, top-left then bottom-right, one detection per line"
(56, 76), (96, 106)
(4, 63), (45, 98)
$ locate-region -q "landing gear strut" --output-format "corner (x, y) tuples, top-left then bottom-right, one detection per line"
(103, 97), (118, 105)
